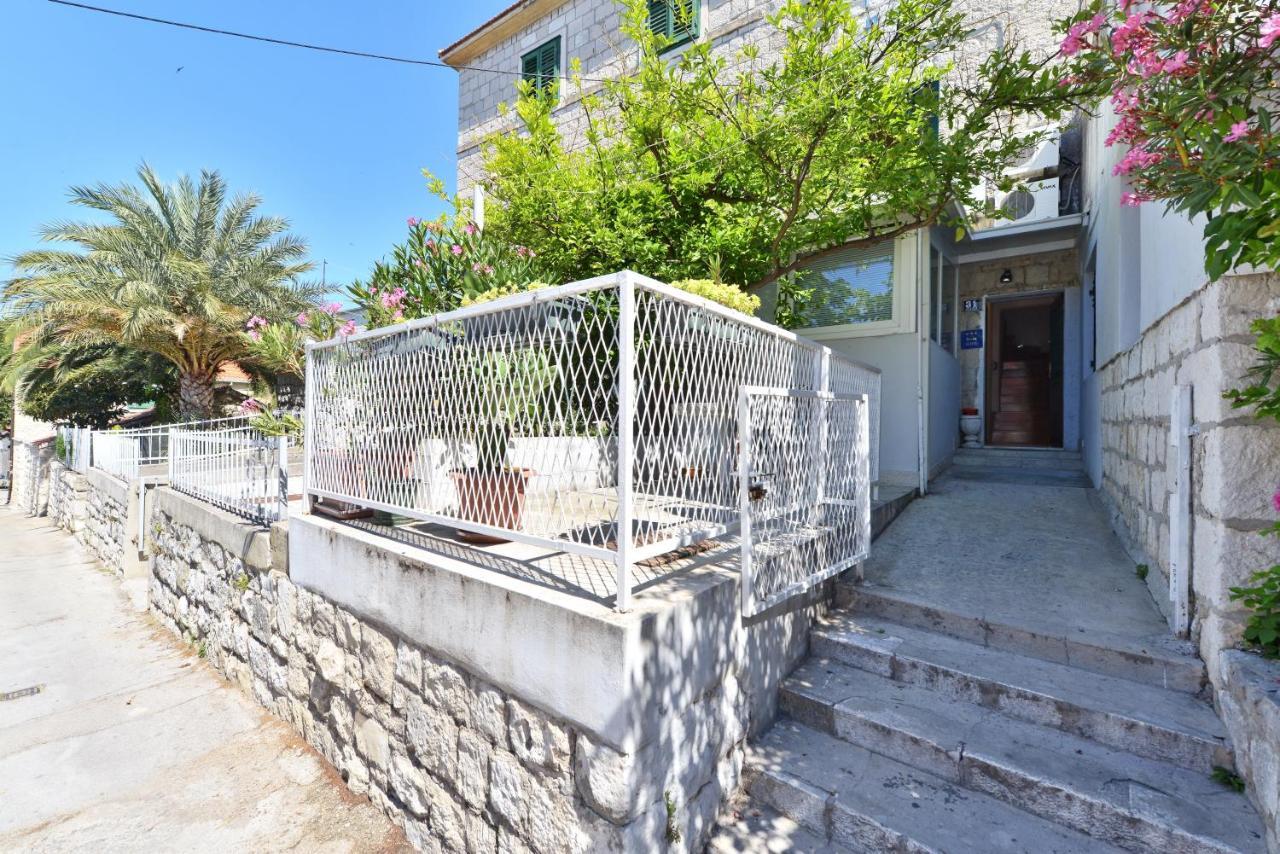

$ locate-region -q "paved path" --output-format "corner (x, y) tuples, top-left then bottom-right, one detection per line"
(0, 505), (407, 852)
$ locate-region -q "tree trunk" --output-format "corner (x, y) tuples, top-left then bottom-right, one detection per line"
(177, 372), (216, 421)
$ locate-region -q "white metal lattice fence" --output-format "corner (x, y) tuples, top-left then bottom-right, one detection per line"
(168, 425), (290, 526)
(57, 425), (93, 474)
(90, 417), (251, 482)
(305, 271), (881, 610)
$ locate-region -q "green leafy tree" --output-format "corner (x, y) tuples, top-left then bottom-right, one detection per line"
(477, 0), (1085, 290)
(5, 342), (175, 429)
(3, 164), (321, 419)
(1058, 0), (1280, 278)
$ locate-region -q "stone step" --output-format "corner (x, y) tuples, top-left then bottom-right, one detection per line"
(781, 659), (1266, 854)
(707, 800), (841, 853)
(810, 613), (1232, 773)
(953, 448), (1084, 470)
(746, 718), (1124, 854)
(946, 465), (1094, 488)
(836, 583), (1207, 694)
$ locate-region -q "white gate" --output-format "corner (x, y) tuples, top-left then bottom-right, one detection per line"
(737, 388), (871, 616)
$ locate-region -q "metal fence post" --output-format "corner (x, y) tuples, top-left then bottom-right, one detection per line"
(1169, 384), (1192, 637)
(278, 434), (289, 522)
(615, 273), (636, 612)
(303, 343), (315, 515)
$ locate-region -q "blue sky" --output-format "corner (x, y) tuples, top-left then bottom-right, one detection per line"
(2, 0), (511, 297)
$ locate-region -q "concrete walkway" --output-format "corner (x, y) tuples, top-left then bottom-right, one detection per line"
(860, 472), (1195, 663)
(0, 505), (407, 852)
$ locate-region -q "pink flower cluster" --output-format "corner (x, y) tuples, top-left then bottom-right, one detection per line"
(1261, 14), (1280, 50)
(1113, 144), (1163, 176)
(295, 312), (310, 327)
(471, 262), (495, 275)
(1060, 12), (1106, 57)
(245, 315), (268, 341)
(1224, 120), (1251, 143)
(239, 397), (263, 414)
(322, 302), (342, 315)
(380, 287), (407, 309)
(339, 319), (357, 337)
(515, 245), (535, 258)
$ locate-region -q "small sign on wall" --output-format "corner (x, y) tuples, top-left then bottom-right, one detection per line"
(963, 298), (982, 312)
(960, 328), (984, 350)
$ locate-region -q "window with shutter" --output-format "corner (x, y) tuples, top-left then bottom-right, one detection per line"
(520, 37), (561, 98)
(648, 0), (699, 52)
(794, 239), (897, 330)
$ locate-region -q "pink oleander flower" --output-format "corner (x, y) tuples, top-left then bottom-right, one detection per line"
(1113, 144), (1163, 176)
(1112, 11), (1156, 56)
(245, 315), (268, 330)
(339, 319), (357, 337)
(515, 245), (530, 257)
(425, 239), (437, 252)
(1169, 0), (1211, 24)
(1120, 191), (1144, 207)
(246, 329), (262, 341)
(1163, 50), (1191, 74)
(1261, 14), (1280, 50)
(1224, 120), (1250, 143)
(239, 397), (263, 414)
(464, 222), (478, 236)
(392, 310), (404, 323)
(295, 312), (309, 327)
(407, 217), (418, 227)
(380, 287), (407, 309)
(322, 302), (342, 315)
(1060, 12), (1106, 57)
(450, 244), (463, 255)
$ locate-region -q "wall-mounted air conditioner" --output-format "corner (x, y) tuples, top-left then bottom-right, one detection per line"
(994, 178), (1059, 225)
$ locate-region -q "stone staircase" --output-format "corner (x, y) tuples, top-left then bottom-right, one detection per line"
(711, 586), (1268, 853)
(949, 446), (1093, 488)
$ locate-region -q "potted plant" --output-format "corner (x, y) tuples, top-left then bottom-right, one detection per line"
(960, 406), (982, 448)
(449, 347), (555, 543)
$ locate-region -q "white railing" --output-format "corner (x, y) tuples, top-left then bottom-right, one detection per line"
(57, 425), (93, 473)
(304, 271), (881, 611)
(90, 417), (251, 482)
(169, 425), (290, 526)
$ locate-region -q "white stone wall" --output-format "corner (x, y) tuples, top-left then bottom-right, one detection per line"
(1097, 272), (1280, 664)
(148, 489), (789, 852)
(10, 440), (49, 515)
(80, 471), (129, 574)
(45, 460), (88, 534)
(1216, 650), (1280, 850)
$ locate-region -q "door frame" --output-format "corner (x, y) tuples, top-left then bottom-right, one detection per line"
(978, 288), (1066, 448)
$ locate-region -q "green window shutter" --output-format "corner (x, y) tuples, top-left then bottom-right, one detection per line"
(649, 1), (698, 51)
(520, 37), (561, 98)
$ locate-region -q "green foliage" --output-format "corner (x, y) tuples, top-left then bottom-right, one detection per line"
(668, 279), (760, 316)
(1230, 555), (1280, 658)
(1135, 563), (1149, 581)
(481, 0), (1083, 287)
(2, 164), (321, 419)
(1211, 766), (1247, 793)
(775, 274), (816, 330)
(350, 180), (543, 328)
(248, 411), (303, 440)
(8, 343), (175, 428)
(1058, 0), (1280, 279)
(1224, 318), (1280, 422)
(663, 790), (681, 844)
(233, 573), (251, 593)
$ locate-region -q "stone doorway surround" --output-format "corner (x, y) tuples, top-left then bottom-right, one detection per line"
(957, 247), (1082, 449)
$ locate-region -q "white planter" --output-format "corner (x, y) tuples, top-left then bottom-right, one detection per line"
(960, 414), (982, 448)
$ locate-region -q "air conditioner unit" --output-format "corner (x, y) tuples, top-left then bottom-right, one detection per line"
(994, 178), (1059, 225)
(1005, 135), (1060, 181)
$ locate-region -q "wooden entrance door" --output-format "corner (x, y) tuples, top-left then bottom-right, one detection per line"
(985, 294), (1064, 447)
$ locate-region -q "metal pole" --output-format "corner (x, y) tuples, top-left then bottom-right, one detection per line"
(278, 434), (289, 521)
(615, 273), (636, 612)
(303, 343), (315, 515)
(738, 389), (755, 615)
(1169, 384), (1192, 637)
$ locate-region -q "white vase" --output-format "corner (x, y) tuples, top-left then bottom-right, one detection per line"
(960, 414), (982, 448)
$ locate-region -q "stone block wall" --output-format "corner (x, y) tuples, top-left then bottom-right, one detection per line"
(1216, 650), (1280, 851)
(1097, 272), (1280, 664)
(10, 440), (51, 516)
(146, 491), (769, 852)
(451, 0), (1077, 191)
(45, 460), (88, 534)
(81, 470), (129, 575)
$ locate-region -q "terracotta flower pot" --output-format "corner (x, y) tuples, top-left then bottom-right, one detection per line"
(449, 468), (533, 544)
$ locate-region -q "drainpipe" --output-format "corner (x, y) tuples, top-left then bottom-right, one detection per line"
(917, 232), (929, 496)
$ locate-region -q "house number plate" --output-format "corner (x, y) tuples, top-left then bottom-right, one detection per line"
(963, 298), (982, 312)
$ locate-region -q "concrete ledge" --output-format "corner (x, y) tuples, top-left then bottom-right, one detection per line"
(289, 512), (823, 754)
(86, 467), (130, 505)
(152, 488), (273, 572)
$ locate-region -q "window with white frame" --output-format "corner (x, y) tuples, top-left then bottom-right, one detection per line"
(794, 238), (897, 331)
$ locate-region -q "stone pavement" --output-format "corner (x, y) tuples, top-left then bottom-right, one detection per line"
(0, 504), (408, 852)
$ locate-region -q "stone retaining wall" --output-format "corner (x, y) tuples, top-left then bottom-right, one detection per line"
(1097, 272), (1280, 666)
(81, 469), (130, 575)
(1216, 650), (1280, 851)
(146, 488), (785, 851)
(45, 459), (88, 534)
(11, 440), (51, 515)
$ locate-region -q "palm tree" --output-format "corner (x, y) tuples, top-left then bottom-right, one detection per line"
(3, 164), (322, 419)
